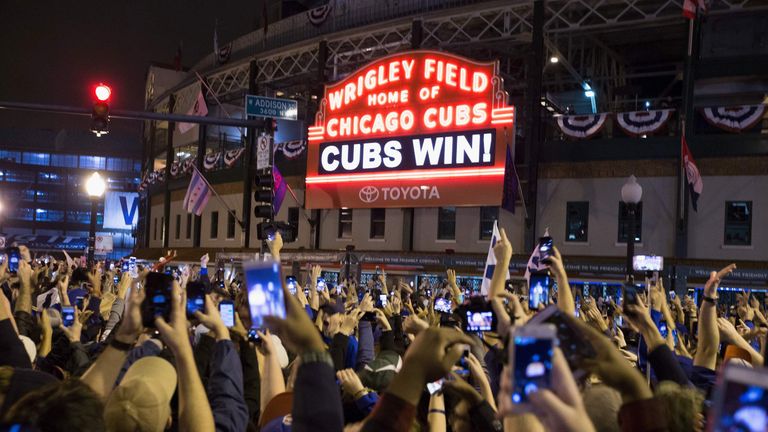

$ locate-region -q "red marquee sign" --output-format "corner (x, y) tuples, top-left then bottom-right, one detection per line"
(305, 50), (514, 209)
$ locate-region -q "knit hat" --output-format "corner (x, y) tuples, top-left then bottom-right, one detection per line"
(358, 350), (402, 392)
(103, 357), (177, 432)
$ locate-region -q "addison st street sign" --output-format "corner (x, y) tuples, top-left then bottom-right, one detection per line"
(305, 50), (515, 209)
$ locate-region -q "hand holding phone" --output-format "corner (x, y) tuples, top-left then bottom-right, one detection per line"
(508, 324), (556, 411)
(244, 260), (286, 330)
(62, 306), (76, 327)
(141, 272), (174, 328)
(538, 236), (553, 262)
(186, 282), (206, 318)
(7, 247), (20, 275)
(219, 300), (235, 327)
(528, 272), (550, 310)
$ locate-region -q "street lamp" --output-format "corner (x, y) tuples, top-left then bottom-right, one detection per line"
(621, 175), (643, 281)
(85, 172), (106, 267)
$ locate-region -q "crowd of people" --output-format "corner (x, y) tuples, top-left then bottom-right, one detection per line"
(0, 230), (766, 432)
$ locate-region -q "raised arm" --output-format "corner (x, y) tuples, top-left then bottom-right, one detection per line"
(546, 247), (575, 316)
(489, 228), (512, 298)
(694, 264), (735, 370)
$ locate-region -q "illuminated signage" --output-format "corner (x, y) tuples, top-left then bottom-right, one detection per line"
(306, 50), (514, 209)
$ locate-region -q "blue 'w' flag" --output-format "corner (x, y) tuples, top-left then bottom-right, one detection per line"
(182, 169), (212, 216)
(501, 143), (518, 213)
(481, 220), (510, 295)
(273, 165), (288, 215)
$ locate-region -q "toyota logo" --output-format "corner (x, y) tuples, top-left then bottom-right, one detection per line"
(359, 186), (380, 203)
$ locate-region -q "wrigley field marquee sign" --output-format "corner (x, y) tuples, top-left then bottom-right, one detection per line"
(305, 50), (515, 208)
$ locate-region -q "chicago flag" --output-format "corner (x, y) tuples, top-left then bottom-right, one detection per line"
(182, 170), (212, 216)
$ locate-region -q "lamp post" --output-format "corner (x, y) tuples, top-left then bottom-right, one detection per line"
(621, 175), (643, 281)
(85, 172), (106, 267)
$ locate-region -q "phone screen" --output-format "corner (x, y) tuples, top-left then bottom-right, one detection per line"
(219, 301), (235, 327)
(465, 309), (495, 332)
(244, 261), (286, 329)
(186, 282), (206, 318)
(623, 283), (638, 305)
(7, 248), (20, 274)
(711, 367), (768, 432)
(316, 277), (326, 292)
(142, 272), (173, 328)
(528, 273), (550, 310)
(121, 261), (129, 272)
(379, 294), (388, 307)
(527, 305), (595, 379)
(427, 379), (444, 395)
(113, 275), (119, 285)
(538, 236), (553, 261)
(456, 347), (470, 377)
(286, 276), (297, 295)
(434, 298), (452, 313)
(129, 257), (138, 278)
(75, 296), (85, 310)
(511, 335), (554, 406)
(62, 306), (76, 327)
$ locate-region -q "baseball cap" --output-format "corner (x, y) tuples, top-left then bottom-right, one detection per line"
(103, 357), (177, 432)
(259, 392), (293, 429)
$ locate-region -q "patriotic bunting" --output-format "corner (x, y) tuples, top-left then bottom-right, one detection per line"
(556, 113), (610, 139)
(616, 109), (673, 137)
(170, 160), (181, 177)
(307, 2), (333, 26)
(182, 157), (196, 174)
(701, 105), (765, 133)
(223, 148), (245, 167)
(204, 152), (221, 171)
(274, 140), (307, 159)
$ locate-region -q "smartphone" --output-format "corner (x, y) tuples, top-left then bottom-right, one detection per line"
(62, 306), (76, 327)
(528, 272), (550, 310)
(509, 324), (557, 411)
(434, 298), (452, 314)
(316, 277), (326, 292)
(456, 346), (471, 378)
(425, 288), (433, 297)
(335, 285), (343, 295)
(379, 294), (388, 307)
(286, 275), (297, 295)
(121, 261), (129, 273)
(219, 300), (235, 327)
(464, 305), (497, 332)
(247, 328), (261, 343)
(129, 256), (138, 279)
(708, 364), (768, 431)
(141, 272), (174, 328)
(632, 255), (663, 272)
(244, 260), (286, 330)
(669, 291), (676, 301)
(186, 281), (206, 318)
(7, 247), (20, 274)
(113, 275), (119, 285)
(75, 296), (85, 310)
(622, 283), (639, 306)
(527, 305), (595, 380)
(538, 236), (553, 262)
(427, 379), (444, 395)
(582, 286), (590, 298)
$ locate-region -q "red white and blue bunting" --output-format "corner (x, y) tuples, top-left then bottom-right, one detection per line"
(702, 105), (765, 133)
(274, 140), (306, 159)
(224, 148), (245, 167)
(203, 152), (221, 171)
(182, 157), (196, 174)
(307, 2), (333, 27)
(616, 109), (673, 137)
(556, 113), (610, 139)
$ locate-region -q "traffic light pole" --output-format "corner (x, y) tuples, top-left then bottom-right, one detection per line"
(0, 100), (267, 129)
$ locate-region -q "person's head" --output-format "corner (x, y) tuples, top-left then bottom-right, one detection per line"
(655, 381), (706, 432)
(582, 383), (622, 432)
(2, 379), (105, 432)
(103, 357), (177, 432)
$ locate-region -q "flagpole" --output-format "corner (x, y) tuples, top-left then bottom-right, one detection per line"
(190, 164), (245, 229)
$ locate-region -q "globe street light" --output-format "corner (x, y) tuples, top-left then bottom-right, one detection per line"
(85, 172), (106, 267)
(621, 175), (643, 281)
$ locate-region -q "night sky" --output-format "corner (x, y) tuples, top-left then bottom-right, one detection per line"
(0, 0), (265, 138)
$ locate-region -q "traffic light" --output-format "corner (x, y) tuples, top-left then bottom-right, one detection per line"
(91, 83), (111, 137)
(257, 221), (296, 243)
(253, 170), (273, 219)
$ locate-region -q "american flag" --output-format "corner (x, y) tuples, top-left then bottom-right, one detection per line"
(182, 169), (212, 216)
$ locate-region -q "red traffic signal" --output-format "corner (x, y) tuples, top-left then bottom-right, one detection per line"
(94, 84), (111, 102)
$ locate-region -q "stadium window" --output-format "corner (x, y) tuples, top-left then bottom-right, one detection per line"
(338, 208), (353, 239)
(78, 155), (106, 170)
(227, 213), (236, 239)
(22, 152), (50, 166)
(565, 202), (589, 242)
(186, 213), (192, 239)
(618, 202), (642, 243)
(50, 154), (78, 168)
(479, 207), (498, 240)
(437, 207), (456, 240)
(175, 214), (181, 240)
(724, 201), (752, 246)
(153, 218), (157, 241)
(210, 211), (219, 239)
(370, 208), (386, 239)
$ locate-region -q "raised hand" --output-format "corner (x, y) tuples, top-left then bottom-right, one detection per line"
(337, 368), (365, 398)
(263, 283), (326, 355)
(194, 294), (229, 341)
(154, 281), (192, 355)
